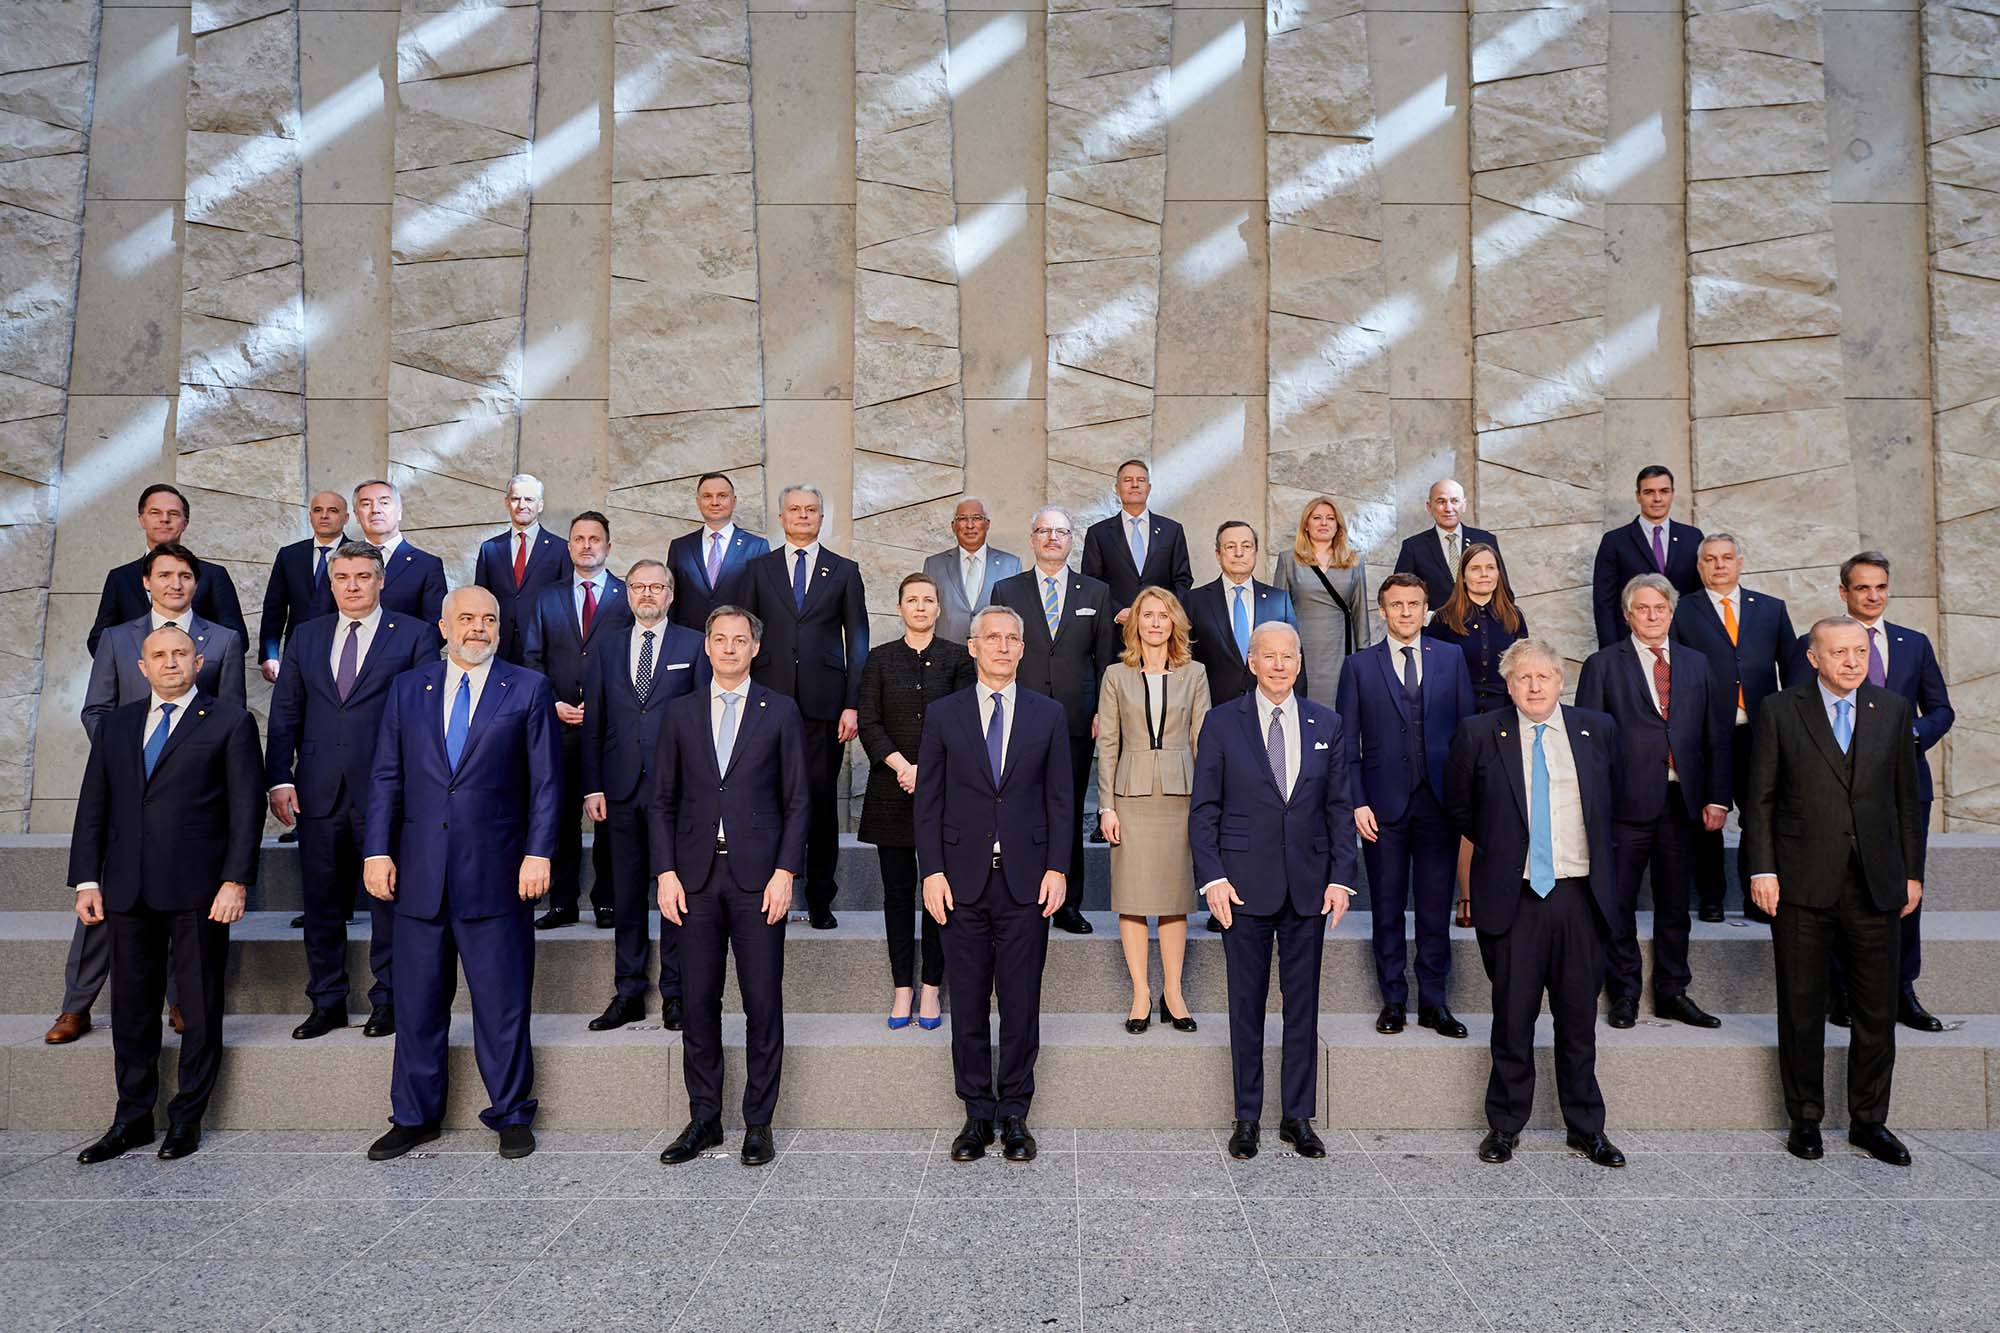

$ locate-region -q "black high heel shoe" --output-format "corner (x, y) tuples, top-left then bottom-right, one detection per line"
(1125, 999), (1151, 1035)
(1161, 995), (1197, 1033)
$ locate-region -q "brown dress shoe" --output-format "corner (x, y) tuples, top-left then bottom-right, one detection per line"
(44, 1012), (90, 1044)
(168, 1005), (185, 1036)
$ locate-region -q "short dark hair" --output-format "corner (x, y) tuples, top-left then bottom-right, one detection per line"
(1115, 458), (1149, 478)
(570, 510), (611, 538)
(329, 540), (384, 572)
(898, 571), (939, 602)
(1213, 519), (1258, 551)
(1376, 571), (1428, 606)
(137, 483), (189, 519)
(706, 604), (763, 640)
(1635, 465), (1675, 488)
(143, 542), (200, 580)
(695, 472), (734, 492)
(1840, 550), (1891, 586)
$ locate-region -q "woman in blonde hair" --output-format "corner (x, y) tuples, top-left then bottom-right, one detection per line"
(1271, 495), (1372, 704)
(1096, 586), (1212, 1033)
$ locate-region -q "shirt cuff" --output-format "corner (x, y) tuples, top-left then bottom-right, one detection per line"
(1199, 878), (1226, 895)
(74, 882), (98, 893)
(1329, 884), (1356, 897)
(363, 855), (391, 864)
(268, 783), (295, 795)
(584, 792), (605, 803)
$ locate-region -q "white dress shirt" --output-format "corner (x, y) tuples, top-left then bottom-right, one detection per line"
(1518, 706), (1591, 880)
(77, 691), (194, 893)
(444, 657), (492, 733)
(1631, 634), (1676, 781)
(1637, 516), (1668, 554)
(710, 678), (749, 838)
(330, 604), (384, 680)
(783, 540), (821, 575)
(510, 522), (542, 557)
(1704, 586), (1750, 724)
(960, 544), (987, 608)
(149, 607), (192, 633)
(376, 533), (405, 565)
(1386, 631), (1423, 688)
(976, 679), (1017, 852)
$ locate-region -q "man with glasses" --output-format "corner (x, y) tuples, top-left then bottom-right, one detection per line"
(922, 497), (1022, 644)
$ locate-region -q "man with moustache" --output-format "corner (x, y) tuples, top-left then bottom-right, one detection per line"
(258, 490), (351, 683)
(476, 474), (572, 665)
(352, 479), (448, 625)
(88, 483), (248, 659)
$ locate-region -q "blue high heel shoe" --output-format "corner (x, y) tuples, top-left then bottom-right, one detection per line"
(887, 1012), (912, 1030)
(916, 1013), (943, 1031)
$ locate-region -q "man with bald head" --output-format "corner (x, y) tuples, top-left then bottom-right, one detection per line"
(1393, 478), (1507, 611)
(259, 490), (352, 683)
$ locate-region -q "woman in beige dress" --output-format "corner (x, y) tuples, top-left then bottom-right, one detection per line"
(1097, 586), (1212, 1034)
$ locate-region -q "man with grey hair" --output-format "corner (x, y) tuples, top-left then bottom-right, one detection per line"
(476, 473), (571, 665)
(922, 496), (1022, 643)
(353, 479), (447, 625)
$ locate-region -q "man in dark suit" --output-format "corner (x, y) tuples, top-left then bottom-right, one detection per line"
(363, 586), (561, 1162)
(87, 483), (249, 659)
(739, 483), (868, 930)
(1445, 638), (1625, 1168)
(1336, 573), (1475, 1041)
(353, 478), (448, 625)
(475, 473), (572, 665)
(582, 559), (707, 1033)
(1670, 531), (1797, 921)
(916, 604), (1073, 1164)
(1191, 621), (1356, 1161)
(257, 490), (349, 683)
(523, 510), (630, 928)
(666, 472), (770, 635)
(993, 506), (1118, 935)
(1392, 477), (1507, 610)
(266, 542), (445, 1042)
(1185, 519), (1300, 705)
(652, 605), (808, 1168)
(1591, 465), (1702, 648)
(1742, 616), (1925, 1167)
(69, 624), (264, 1163)
(1577, 574), (1730, 1030)
(921, 496), (1022, 644)
(1080, 458), (1194, 622)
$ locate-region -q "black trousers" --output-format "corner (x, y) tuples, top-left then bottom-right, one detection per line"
(1222, 898), (1323, 1123)
(940, 867), (1049, 1121)
(110, 905), (229, 1129)
(549, 726), (613, 914)
(1607, 795), (1696, 1002)
(1772, 868), (1899, 1126)
(298, 792), (393, 1009)
(680, 858), (786, 1125)
(802, 717), (843, 914)
(1364, 782), (1455, 1009)
(1692, 725), (1751, 913)
(877, 846), (943, 989)
(1829, 804), (1929, 1001)
(605, 795), (680, 1001)
(1478, 879), (1606, 1136)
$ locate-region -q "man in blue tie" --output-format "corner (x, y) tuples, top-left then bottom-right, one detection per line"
(1183, 520), (1301, 706)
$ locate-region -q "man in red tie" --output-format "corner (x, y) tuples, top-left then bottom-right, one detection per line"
(476, 474), (572, 665)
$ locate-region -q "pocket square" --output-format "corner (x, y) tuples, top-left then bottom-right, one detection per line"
(1313, 741), (1329, 750)
(665, 662), (691, 671)
(1074, 607), (1097, 617)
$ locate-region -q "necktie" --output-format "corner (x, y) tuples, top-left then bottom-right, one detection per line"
(1266, 707), (1287, 796)
(707, 531), (724, 588)
(513, 532), (527, 588)
(1129, 516), (1146, 571)
(580, 580), (598, 640)
(445, 675), (471, 770)
(336, 620), (360, 701)
(792, 550), (808, 610)
(313, 545), (330, 596)
(636, 629), (655, 706)
(964, 553), (980, 610)
(143, 702), (176, 779)
(1721, 596), (1744, 710)
(986, 690), (1005, 785)
(716, 691), (740, 771)
(1401, 644), (1419, 701)
(161, 619), (179, 634)
(1834, 698), (1853, 753)
(1043, 575), (1060, 638)
(1232, 585), (1251, 658)
(1446, 529), (1460, 568)
(1867, 627), (1886, 687)
(1529, 723), (1554, 896)
(1651, 644), (1673, 768)
(1651, 523), (1667, 572)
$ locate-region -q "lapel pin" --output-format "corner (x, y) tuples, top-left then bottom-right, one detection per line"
(197, 710), (206, 717)
(1500, 730), (1509, 738)
(425, 683), (434, 692)
(1581, 729), (1590, 737)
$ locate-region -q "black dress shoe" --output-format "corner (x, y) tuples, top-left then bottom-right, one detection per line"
(1375, 1003), (1406, 1035)
(1160, 995), (1197, 1033)
(1228, 1120), (1260, 1160)
(1848, 1122), (1912, 1166)
(1418, 1005), (1469, 1039)
(1000, 1116), (1036, 1162)
(1566, 1129), (1626, 1168)
(594, 907), (615, 929)
(950, 1117), (994, 1162)
(292, 1006), (349, 1040)
(808, 909), (838, 931)
(1786, 1121), (1823, 1160)
(589, 995), (647, 1031)
(498, 1125), (536, 1159)
(289, 913), (306, 928)
(1654, 994), (1722, 1029)
(1204, 914), (1222, 933)
(78, 1121), (153, 1164)
(368, 1123), (441, 1161)
(740, 1124), (776, 1166)
(158, 1122), (201, 1160)
(535, 907), (579, 930)
(1607, 997), (1638, 1029)
(1697, 904), (1725, 923)
(1052, 907), (1092, 935)
(661, 996), (684, 1031)
(363, 1003), (395, 1038)
(1898, 994), (1945, 1033)
(1827, 994), (1852, 1028)
(1124, 1004), (1150, 1035)
(1477, 1129), (1516, 1164)
(660, 1119), (724, 1165)
(1278, 1118), (1326, 1158)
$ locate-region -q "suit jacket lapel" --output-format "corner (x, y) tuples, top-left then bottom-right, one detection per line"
(349, 618), (405, 695)
(583, 578), (623, 645)
(1562, 707), (1602, 832)
(1797, 687), (1853, 788)
(721, 684), (765, 779)
(450, 664), (510, 773)
(1496, 716), (1530, 828)
(795, 550), (835, 616)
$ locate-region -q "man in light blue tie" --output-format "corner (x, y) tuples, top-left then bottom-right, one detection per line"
(1184, 520), (1301, 707)
(1445, 639), (1626, 1167)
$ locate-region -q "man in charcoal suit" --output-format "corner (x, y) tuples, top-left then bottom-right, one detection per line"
(1185, 519), (1300, 706)
(921, 496), (1022, 644)
(257, 490), (349, 683)
(1592, 465), (1702, 649)
(1392, 478), (1508, 610)
(353, 479), (448, 626)
(475, 473), (573, 666)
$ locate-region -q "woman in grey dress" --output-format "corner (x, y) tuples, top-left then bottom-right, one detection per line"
(1270, 494), (1372, 705)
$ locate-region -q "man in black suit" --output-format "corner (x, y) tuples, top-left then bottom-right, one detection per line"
(88, 483), (248, 659)
(1392, 477), (1507, 610)
(582, 559), (707, 1033)
(993, 506), (1118, 935)
(1576, 574), (1730, 1031)
(739, 483), (868, 929)
(1591, 465), (1702, 648)
(353, 478), (448, 624)
(1080, 458), (1194, 622)
(1742, 617), (1925, 1167)
(523, 510), (631, 929)
(1185, 520), (1301, 705)
(916, 604), (1073, 1164)
(1670, 532), (1797, 921)
(666, 472), (770, 635)
(257, 490), (348, 683)
(266, 542), (445, 1041)
(68, 624), (264, 1163)
(1445, 638), (1626, 1168)
(653, 606), (808, 1168)
(475, 473), (572, 665)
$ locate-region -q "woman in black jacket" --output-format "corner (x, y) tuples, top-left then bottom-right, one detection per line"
(1428, 542), (1528, 713)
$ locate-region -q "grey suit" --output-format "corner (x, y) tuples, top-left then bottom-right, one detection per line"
(922, 545), (1022, 644)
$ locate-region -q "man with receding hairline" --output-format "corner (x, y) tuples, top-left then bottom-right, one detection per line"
(476, 474), (572, 665)
(259, 490), (351, 683)
(1392, 478), (1508, 611)
(353, 478), (448, 625)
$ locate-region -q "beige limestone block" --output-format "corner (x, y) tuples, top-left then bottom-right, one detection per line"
(854, 339), (958, 406)
(520, 399), (610, 517)
(613, 105), (753, 181)
(0, 63), (91, 136)
(857, 180), (956, 247)
(0, 106), (83, 163)
(608, 285), (760, 417)
(176, 383), (307, 450)
(1688, 231), (1840, 346)
(189, 13), (299, 140)
(1048, 71), (1168, 172)
(48, 398), (171, 592)
(536, 12), (613, 207)
(179, 489), (314, 565)
(610, 176), (756, 295)
(1492, 521), (1599, 596)
(1470, 198), (1607, 336)
(948, 11), (1045, 205)
(1512, 586), (1593, 661)
(0, 151), (86, 221)
(1045, 414), (1149, 472)
(177, 432), (307, 506)
(392, 200), (526, 264)
(1476, 413), (1603, 490)
(304, 202), (390, 399)
(1697, 466), (1861, 568)
(0, 519), (54, 591)
(393, 316), (523, 390)
(1929, 183), (2000, 253)
(1472, 317), (1604, 431)
(1930, 125), (2000, 194)
(1822, 10), (1923, 204)
(758, 203), (855, 400)
(1925, 74), (2000, 145)
(1046, 362), (1151, 430)
(1267, 134), (1380, 238)
(396, 155), (532, 232)
(1381, 203), (1473, 401)
(1935, 395), (2000, 460)
(1927, 273), (2000, 412)
(300, 11), (397, 206)
(1046, 459), (1123, 531)
(1470, 4), (1608, 84)
(1475, 157), (1606, 228)
(1935, 235), (2000, 281)
(853, 385), (965, 464)
(29, 595), (93, 807)
(396, 7), (538, 81)
(1046, 8), (1172, 87)
(1686, 172), (1829, 252)
(1156, 202), (1265, 396)
(394, 111), (527, 183)
(853, 451), (963, 517)
(305, 399), (389, 494)
(1603, 203), (1687, 399)
(0, 371), (64, 423)
(1269, 312), (1390, 421)
(1921, 3), (2000, 79)
(857, 269), (961, 346)
(1942, 614), (2000, 685)
(1048, 157), (1165, 224)
(68, 202), (184, 398)
(1392, 398), (1475, 532)
(749, 12), (856, 205)
(858, 2), (948, 82)
(1164, 12), (1263, 203)
(764, 400), (852, 546)
(614, 3), (752, 65)
(1690, 335), (1842, 417)
(1478, 460), (1602, 530)
(391, 256), (525, 333)
(1687, 104), (1830, 180)
(1687, 44), (1824, 111)
(1687, 0), (1824, 61)
(390, 411), (518, 489)
(1269, 225), (1384, 325)
(0, 415), (61, 486)
(398, 68), (537, 153)
(183, 260), (303, 329)
(957, 202), (1044, 399)
(1152, 397), (1265, 585)
(1266, 428), (1392, 498)
(0, 474), (54, 526)
(186, 132), (301, 240)
(0, 3), (97, 74)
(1266, 14), (1371, 137)
(1606, 12), (1684, 204)
(1365, 11), (1469, 205)
(1827, 201), (1927, 397)
(962, 399), (1044, 539)
(1046, 255), (1160, 386)
(1470, 67), (1607, 174)
(1047, 195), (1161, 261)
(856, 67), (948, 142)
(1845, 398), (1934, 592)
(857, 120), (954, 194)
(388, 363), (511, 433)
(1693, 406), (1848, 488)
(615, 46), (749, 114)
(610, 405), (762, 483)
(853, 494), (965, 556)
(87, 8), (190, 203)
(388, 457), (509, 525)
(0, 204), (84, 389)
(1269, 385), (1388, 455)
(858, 227), (958, 284)
(523, 202), (610, 401)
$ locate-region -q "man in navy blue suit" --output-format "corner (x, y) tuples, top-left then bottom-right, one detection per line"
(87, 483), (249, 659)
(1392, 478), (1508, 611)
(1577, 574), (1730, 1031)
(1185, 519), (1300, 705)
(362, 586), (561, 1162)
(1080, 459), (1194, 622)
(523, 511), (631, 929)
(353, 479), (448, 625)
(1445, 639), (1625, 1168)
(257, 490), (349, 683)
(666, 472), (770, 635)
(582, 559), (707, 1034)
(1336, 573), (1475, 1041)
(652, 606), (808, 1168)
(266, 542), (445, 1042)
(1591, 465), (1702, 648)
(475, 474), (572, 665)
(1191, 621), (1357, 1162)
(916, 605), (1073, 1164)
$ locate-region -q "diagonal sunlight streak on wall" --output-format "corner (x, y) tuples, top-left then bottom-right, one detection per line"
(1163, 18), (1245, 122)
(54, 400), (175, 516)
(944, 12), (1026, 102)
(949, 191), (1026, 279)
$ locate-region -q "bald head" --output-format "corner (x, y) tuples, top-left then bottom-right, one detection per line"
(441, 585), (500, 668)
(137, 624), (201, 700)
(1426, 478), (1466, 532)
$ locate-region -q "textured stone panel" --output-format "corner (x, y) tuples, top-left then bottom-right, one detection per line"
(189, 13), (299, 139)
(958, 203), (1044, 399)
(1153, 397), (1267, 586)
(1470, 198), (1606, 336)
(1926, 273), (2000, 412)
(536, 11), (614, 206)
(1472, 317), (1604, 432)
(1829, 201), (1931, 398)
(1477, 413), (1604, 492)
(1269, 225), (1384, 326)
(1165, 12), (1264, 203)
(613, 105), (755, 181)
(1688, 232), (1841, 346)
(1157, 202), (1266, 397)
(609, 288), (761, 418)
(87, 9), (190, 203)
(963, 398), (1046, 542)
(1381, 203), (1472, 400)
(303, 203), (390, 399)
(750, 12), (856, 204)
(1364, 11), (1468, 205)
(1693, 407), (1850, 489)
(1266, 14), (1371, 136)
(1471, 5), (1607, 84)
(1690, 336), (1844, 418)
(300, 11), (397, 205)
(1697, 467), (1862, 569)
(1686, 173), (1830, 252)
(1267, 134), (1379, 238)
(1603, 203), (1688, 400)
(523, 202), (610, 401)
(1470, 67), (1607, 173)
(1605, 12), (1683, 204)
(70, 201), (184, 397)
(1687, 105), (1830, 179)
(854, 386), (966, 465)
(760, 204), (856, 401)
(1846, 397), (1934, 593)
(1047, 256), (1160, 387)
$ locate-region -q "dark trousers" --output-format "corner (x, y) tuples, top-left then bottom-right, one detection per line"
(550, 726), (613, 914)
(1693, 725), (1751, 913)
(1830, 805), (1928, 1001)
(1478, 879), (1606, 1136)
(1607, 795), (1696, 1002)
(940, 866), (1049, 1121)
(1772, 869), (1899, 1126)
(1365, 782), (1455, 1009)
(1221, 898), (1322, 1123)
(63, 917), (177, 1015)
(802, 717), (843, 914)
(878, 846), (943, 989)
(390, 898), (537, 1130)
(298, 793), (393, 1009)
(680, 858), (786, 1124)
(605, 794), (680, 1001)
(109, 906), (228, 1129)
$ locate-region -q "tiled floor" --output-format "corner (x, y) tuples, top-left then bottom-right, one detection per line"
(4, 1126), (2000, 1331)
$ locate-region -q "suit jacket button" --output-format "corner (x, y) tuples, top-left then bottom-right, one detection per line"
(441, 821), (449, 830)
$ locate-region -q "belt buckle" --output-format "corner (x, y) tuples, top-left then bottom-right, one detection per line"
(715, 838), (729, 855)
(990, 853), (1003, 870)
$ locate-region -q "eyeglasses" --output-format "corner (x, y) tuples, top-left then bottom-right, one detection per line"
(1032, 527), (1072, 539)
(628, 582), (671, 596)
(953, 515), (990, 525)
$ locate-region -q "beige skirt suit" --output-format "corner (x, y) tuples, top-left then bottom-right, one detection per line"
(1096, 661), (1213, 916)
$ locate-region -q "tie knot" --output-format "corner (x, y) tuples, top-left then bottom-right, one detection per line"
(1837, 698), (1851, 715)
(1533, 722), (1547, 738)
(991, 691), (1004, 706)
(722, 691), (739, 707)
(643, 629), (654, 641)
(160, 701), (176, 717)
